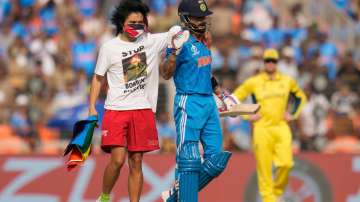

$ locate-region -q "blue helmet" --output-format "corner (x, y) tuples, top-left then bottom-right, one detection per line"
(178, 0), (213, 35)
(178, 0), (213, 17)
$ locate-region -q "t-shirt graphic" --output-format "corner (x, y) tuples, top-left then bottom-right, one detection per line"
(123, 52), (147, 83)
(94, 33), (169, 111)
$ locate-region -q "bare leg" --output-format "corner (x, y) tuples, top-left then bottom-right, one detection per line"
(102, 147), (127, 194)
(128, 152), (144, 202)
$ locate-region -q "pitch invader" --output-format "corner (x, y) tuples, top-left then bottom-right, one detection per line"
(90, 1), (189, 202)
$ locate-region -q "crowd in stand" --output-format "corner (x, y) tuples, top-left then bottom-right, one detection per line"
(0, 0), (359, 155)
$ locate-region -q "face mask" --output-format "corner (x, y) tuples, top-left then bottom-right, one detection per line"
(123, 23), (146, 39)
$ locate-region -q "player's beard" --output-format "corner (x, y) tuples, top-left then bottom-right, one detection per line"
(192, 21), (210, 38)
(183, 16), (211, 40)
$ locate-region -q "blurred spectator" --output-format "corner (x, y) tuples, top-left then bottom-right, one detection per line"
(223, 117), (251, 151)
(26, 60), (48, 98)
(228, 35), (254, 70)
(156, 111), (176, 153)
(51, 61), (75, 91)
(148, 3), (178, 32)
(50, 76), (87, 114)
(10, 94), (30, 137)
(287, 10), (308, 48)
(211, 0), (234, 37)
(243, 1), (272, 32)
(0, 0), (11, 23)
(236, 46), (262, 83)
(0, 59), (13, 123)
(49, 76), (87, 139)
(299, 87), (330, 151)
(9, 94), (36, 151)
(29, 33), (57, 76)
(278, 46), (299, 78)
(148, 0), (177, 16)
(71, 32), (97, 78)
(0, 22), (15, 60)
(11, 16), (30, 41)
(213, 36), (237, 80)
(331, 83), (358, 116)
(337, 51), (360, 92)
(80, 10), (106, 39)
(241, 23), (263, 43)
(318, 32), (338, 80)
(19, 0), (36, 8)
(283, 34), (303, 65)
(350, 102), (360, 136)
(8, 36), (30, 70)
(75, 0), (98, 18)
(263, 16), (285, 49)
(39, 0), (58, 36)
(324, 112), (360, 153)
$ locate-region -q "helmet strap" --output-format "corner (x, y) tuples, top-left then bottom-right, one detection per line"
(180, 14), (207, 37)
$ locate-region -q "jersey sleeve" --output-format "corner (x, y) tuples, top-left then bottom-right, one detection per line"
(233, 78), (254, 101)
(289, 78), (307, 119)
(94, 45), (110, 76)
(152, 32), (170, 54)
(165, 47), (173, 58)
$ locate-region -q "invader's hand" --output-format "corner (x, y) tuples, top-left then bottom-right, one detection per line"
(89, 106), (98, 118)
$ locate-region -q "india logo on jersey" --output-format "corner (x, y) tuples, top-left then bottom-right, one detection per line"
(191, 44), (200, 56)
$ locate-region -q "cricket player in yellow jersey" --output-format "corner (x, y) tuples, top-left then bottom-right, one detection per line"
(231, 49), (307, 202)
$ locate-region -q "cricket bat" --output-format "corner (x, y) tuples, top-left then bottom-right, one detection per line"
(220, 104), (260, 117)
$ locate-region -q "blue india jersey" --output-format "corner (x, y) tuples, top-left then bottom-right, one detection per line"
(167, 35), (213, 95)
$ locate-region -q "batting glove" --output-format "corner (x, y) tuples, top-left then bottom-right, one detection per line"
(168, 25), (189, 55)
(221, 92), (240, 111)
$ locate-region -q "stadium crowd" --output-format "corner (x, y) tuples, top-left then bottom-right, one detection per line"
(0, 0), (359, 155)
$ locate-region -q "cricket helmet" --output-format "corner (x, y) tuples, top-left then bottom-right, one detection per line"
(178, 0), (212, 35)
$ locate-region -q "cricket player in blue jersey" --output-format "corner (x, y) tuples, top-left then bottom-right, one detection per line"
(160, 0), (233, 201)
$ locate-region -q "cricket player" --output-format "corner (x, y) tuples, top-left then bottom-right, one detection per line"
(161, 0), (232, 201)
(231, 49), (307, 202)
(89, 1), (187, 202)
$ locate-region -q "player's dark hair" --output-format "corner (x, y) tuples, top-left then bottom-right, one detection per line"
(111, 0), (150, 35)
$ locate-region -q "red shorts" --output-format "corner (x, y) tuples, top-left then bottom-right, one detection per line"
(101, 109), (159, 153)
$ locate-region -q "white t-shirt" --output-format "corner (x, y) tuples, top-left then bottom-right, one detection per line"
(94, 32), (169, 112)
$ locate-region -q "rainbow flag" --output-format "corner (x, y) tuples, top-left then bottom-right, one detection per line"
(64, 115), (98, 171)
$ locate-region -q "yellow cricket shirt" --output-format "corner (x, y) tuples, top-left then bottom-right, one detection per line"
(233, 72), (307, 127)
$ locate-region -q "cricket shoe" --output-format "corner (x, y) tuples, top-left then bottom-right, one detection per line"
(96, 195), (110, 202)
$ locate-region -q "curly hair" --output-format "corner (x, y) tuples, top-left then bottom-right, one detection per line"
(111, 0), (150, 35)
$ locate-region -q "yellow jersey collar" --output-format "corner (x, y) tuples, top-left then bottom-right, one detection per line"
(260, 71), (281, 80)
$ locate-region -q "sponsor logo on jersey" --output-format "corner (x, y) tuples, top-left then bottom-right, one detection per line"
(197, 56), (211, 67)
